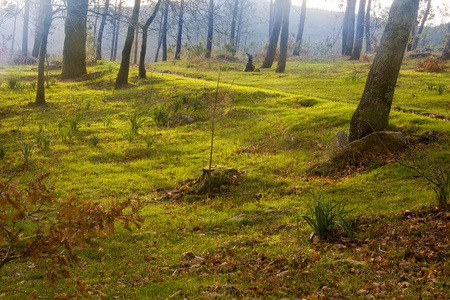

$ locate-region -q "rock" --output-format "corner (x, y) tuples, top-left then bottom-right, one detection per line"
(349, 131), (406, 154)
(180, 114), (196, 124)
(227, 214), (246, 221)
(330, 131), (348, 149)
(401, 125), (419, 135)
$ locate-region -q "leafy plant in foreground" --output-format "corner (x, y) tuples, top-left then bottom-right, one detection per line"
(36, 123), (52, 149)
(0, 173), (144, 286)
(152, 104), (169, 127)
(437, 83), (446, 95)
(127, 112), (146, 134)
(19, 141), (34, 163)
(426, 82), (434, 91)
(89, 133), (100, 147)
(299, 191), (353, 240)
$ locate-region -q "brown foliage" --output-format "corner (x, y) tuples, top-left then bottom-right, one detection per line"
(416, 57), (448, 72)
(0, 173), (143, 286)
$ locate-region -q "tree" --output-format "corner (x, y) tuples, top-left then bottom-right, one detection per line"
(275, 0), (290, 73)
(22, 0), (30, 57)
(350, 0), (366, 60)
(261, 0), (283, 68)
(162, 0), (170, 61)
(365, 0), (372, 53)
(293, 0), (306, 56)
(31, 9), (43, 58)
(407, 8), (418, 51)
(115, 0), (140, 89)
(412, 0), (432, 50)
(229, 0), (239, 56)
(342, 0), (356, 56)
(139, 0), (162, 78)
(349, 0), (420, 142)
(35, 0), (52, 105)
(441, 31), (450, 60)
(96, 0), (110, 60)
(60, 0), (89, 79)
(110, 0), (123, 61)
(205, 0), (214, 58)
(174, 0), (184, 59)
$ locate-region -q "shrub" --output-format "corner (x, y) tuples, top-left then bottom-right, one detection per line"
(416, 57), (447, 72)
(437, 83), (446, 95)
(8, 77), (19, 89)
(89, 133), (100, 147)
(299, 191), (353, 240)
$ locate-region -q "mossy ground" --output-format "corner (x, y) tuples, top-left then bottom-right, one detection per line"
(0, 55), (449, 299)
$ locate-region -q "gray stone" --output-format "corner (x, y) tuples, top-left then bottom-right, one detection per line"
(180, 114), (196, 124)
(330, 131), (349, 149)
(349, 131), (407, 154)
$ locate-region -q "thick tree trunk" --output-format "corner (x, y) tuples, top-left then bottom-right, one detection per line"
(441, 32), (450, 60)
(139, 0), (162, 78)
(260, 0), (283, 68)
(22, 0), (30, 57)
(412, 0), (431, 50)
(174, 0), (184, 59)
(35, 0), (52, 105)
(31, 6), (44, 58)
(350, 0), (366, 60)
(205, 0), (214, 58)
(60, 0), (89, 79)
(115, 0), (140, 89)
(276, 0), (290, 73)
(229, 0), (239, 56)
(349, 0), (420, 142)
(342, 0), (357, 56)
(293, 0), (306, 56)
(365, 0), (372, 53)
(162, 0), (169, 62)
(96, 0), (110, 61)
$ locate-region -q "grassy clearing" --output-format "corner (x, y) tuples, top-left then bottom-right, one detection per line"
(0, 55), (449, 299)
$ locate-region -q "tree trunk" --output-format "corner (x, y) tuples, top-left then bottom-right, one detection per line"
(60, 0), (89, 79)
(412, 0), (431, 50)
(133, 24), (139, 64)
(349, 0), (420, 142)
(110, 0), (117, 61)
(342, 0), (357, 56)
(205, 0), (214, 58)
(365, 0), (372, 53)
(35, 0), (52, 105)
(139, 0), (162, 78)
(407, 9), (418, 51)
(112, 0), (122, 61)
(269, 0), (274, 36)
(350, 0), (366, 60)
(276, 0), (290, 73)
(10, 8), (17, 58)
(22, 0), (30, 57)
(96, 0), (110, 61)
(31, 5), (44, 59)
(260, 0), (283, 68)
(441, 31), (450, 60)
(229, 0), (239, 56)
(174, 0), (184, 59)
(293, 0), (306, 56)
(162, 0), (169, 62)
(235, 0), (244, 53)
(115, 0), (140, 89)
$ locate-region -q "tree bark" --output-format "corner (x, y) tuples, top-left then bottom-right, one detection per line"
(111, 0), (122, 61)
(174, 0), (184, 59)
(115, 0), (140, 89)
(407, 8), (418, 51)
(412, 0), (431, 50)
(162, 0), (169, 61)
(205, 0), (214, 58)
(441, 32), (450, 60)
(276, 0), (290, 73)
(293, 0), (306, 56)
(260, 0), (283, 68)
(365, 0), (372, 53)
(31, 4), (44, 58)
(35, 0), (52, 105)
(349, 0), (420, 142)
(229, 0), (239, 56)
(350, 0), (366, 60)
(139, 0), (162, 78)
(269, 0), (274, 36)
(22, 0), (30, 57)
(96, 0), (110, 61)
(60, 0), (89, 79)
(342, 0), (357, 56)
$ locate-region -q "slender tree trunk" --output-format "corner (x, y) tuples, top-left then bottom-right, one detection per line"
(365, 0), (372, 53)
(441, 30), (450, 60)
(235, 0), (244, 53)
(349, 0), (420, 142)
(269, 0), (274, 36)
(36, 0), (52, 105)
(174, 0), (184, 59)
(155, 16), (163, 62)
(110, 0), (117, 60)
(162, 0), (169, 61)
(205, 0), (214, 58)
(342, 0), (357, 56)
(22, 0), (30, 57)
(350, 0), (366, 60)
(230, 0), (239, 55)
(293, 0), (306, 56)
(407, 9), (418, 51)
(139, 0), (162, 78)
(113, 0), (122, 61)
(93, 0), (100, 43)
(10, 7), (17, 59)
(60, 0), (89, 79)
(276, 0), (290, 73)
(133, 24), (139, 64)
(31, 6), (44, 59)
(96, 0), (110, 61)
(412, 0), (431, 50)
(115, 0), (140, 89)
(261, 0), (283, 68)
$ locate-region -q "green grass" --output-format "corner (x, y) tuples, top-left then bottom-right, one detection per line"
(0, 55), (449, 299)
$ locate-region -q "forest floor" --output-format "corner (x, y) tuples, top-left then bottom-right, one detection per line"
(0, 54), (449, 299)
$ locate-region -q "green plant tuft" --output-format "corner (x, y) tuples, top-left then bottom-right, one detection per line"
(152, 104), (169, 127)
(437, 83), (446, 95)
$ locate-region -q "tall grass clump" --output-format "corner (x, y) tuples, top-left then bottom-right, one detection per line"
(152, 104), (169, 127)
